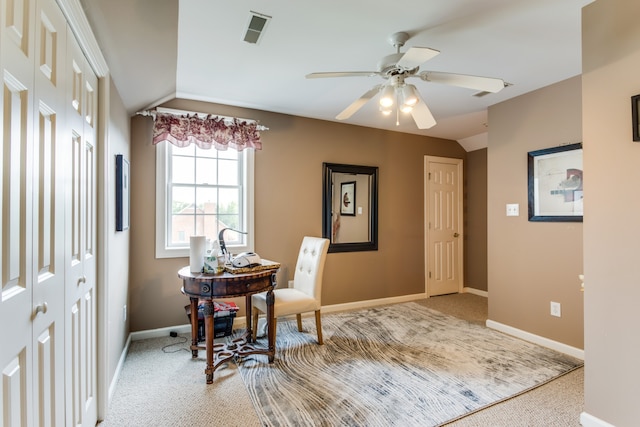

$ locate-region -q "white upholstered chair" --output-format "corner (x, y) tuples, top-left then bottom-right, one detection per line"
(251, 236), (330, 344)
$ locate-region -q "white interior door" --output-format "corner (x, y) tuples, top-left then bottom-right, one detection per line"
(424, 156), (464, 297)
(2, 0), (98, 425)
(65, 32), (98, 427)
(31, 0), (68, 424)
(1, 0), (36, 423)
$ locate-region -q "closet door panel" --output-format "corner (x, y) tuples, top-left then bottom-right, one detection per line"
(0, 0), (35, 423)
(64, 29), (97, 427)
(31, 0), (67, 424)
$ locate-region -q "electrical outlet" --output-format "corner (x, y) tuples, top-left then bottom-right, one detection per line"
(550, 301), (561, 317)
(506, 203), (519, 216)
(123, 305), (127, 322)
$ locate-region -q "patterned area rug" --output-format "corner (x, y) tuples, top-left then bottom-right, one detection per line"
(238, 302), (582, 427)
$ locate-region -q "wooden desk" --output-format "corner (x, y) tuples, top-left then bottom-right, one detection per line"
(178, 264), (279, 384)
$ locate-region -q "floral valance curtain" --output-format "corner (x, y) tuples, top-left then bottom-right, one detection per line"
(151, 112), (263, 151)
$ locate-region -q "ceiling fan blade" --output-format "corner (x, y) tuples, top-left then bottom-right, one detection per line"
(410, 91), (436, 129)
(396, 47), (440, 70)
(336, 85), (382, 120)
(419, 71), (505, 93)
(306, 71), (379, 79)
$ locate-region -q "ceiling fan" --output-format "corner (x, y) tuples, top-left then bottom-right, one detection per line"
(306, 32), (506, 129)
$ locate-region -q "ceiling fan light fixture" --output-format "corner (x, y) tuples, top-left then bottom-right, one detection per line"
(400, 104), (413, 113)
(401, 85), (418, 106)
(379, 85), (396, 107)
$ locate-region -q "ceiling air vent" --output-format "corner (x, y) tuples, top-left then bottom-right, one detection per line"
(243, 11), (271, 44)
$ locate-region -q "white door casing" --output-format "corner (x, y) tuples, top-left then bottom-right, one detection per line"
(424, 156), (464, 297)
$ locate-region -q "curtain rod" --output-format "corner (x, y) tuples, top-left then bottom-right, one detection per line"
(136, 107), (269, 131)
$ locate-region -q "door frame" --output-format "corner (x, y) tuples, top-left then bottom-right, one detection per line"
(423, 156), (464, 297)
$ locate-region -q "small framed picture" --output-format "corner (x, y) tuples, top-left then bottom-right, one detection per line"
(527, 143), (583, 222)
(632, 94), (640, 141)
(116, 154), (130, 231)
(340, 181), (356, 216)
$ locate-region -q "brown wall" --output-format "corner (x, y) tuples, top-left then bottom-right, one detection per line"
(129, 99), (467, 331)
(102, 77), (131, 388)
(464, 148), (488, 292)
(582, 0), (640, 424)
(487, 76), (584, 349)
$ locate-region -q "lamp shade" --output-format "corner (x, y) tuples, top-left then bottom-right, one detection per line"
(379, 85), (396, 108)
(379, 105), (392, 115)
(401, 85), (418, 106)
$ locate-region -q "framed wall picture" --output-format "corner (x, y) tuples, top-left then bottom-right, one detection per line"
(340, 181), (356, 216)
(632, 94), (640, 141)
(527, 143), (583, 222)
(116, 154), (130, 231)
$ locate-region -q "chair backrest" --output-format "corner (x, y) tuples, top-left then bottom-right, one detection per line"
(292, 236), (330, 302)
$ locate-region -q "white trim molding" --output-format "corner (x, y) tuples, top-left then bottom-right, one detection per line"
(108, 334), (132, 403)
(486, 320), (584, 360)
(579, 412), (616, 427)
(55, 0), (109, 76)
(463, 287), (488, 297)
(130, 293), (428, 342)
(321, 293), (427, 315)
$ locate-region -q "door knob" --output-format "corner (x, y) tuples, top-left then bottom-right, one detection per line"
(34, 302), (48, 316)
(78, 276), (87, 285)
(453, 233), (460, 238)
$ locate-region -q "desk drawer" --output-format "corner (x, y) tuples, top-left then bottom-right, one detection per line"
(182, 272), (276, 298)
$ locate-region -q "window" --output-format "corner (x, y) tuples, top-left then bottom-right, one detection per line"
(156, 143), (254, 258)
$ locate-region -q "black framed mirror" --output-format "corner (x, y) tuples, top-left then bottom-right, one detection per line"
(322, 163), (378, 253)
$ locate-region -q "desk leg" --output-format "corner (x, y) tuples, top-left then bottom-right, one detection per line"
(203, 301), (215, 384)
(189, 297), (199, 358)
(245, 294), (253, 343)
(266, 288), (275, 363)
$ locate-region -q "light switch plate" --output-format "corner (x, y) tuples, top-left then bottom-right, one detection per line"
(506, 203), (519, 216)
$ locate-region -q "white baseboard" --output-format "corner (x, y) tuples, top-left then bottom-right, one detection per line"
(580, 412), (616, 427)
(321, 293), (427, 314)
(463, 287), (488, 297)
(129, 318), (251, 342)
(108, 334), (131, 404)
(486, 319), (584, 360)
(130, 324), (192, 341)
(131, 292), (500, 343)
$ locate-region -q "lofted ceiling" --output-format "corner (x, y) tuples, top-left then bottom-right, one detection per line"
(80, 0), (593, 145)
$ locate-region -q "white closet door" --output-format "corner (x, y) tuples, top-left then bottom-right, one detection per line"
(0, 0), (36, 424)
(31, 0), (68, 424)
(1, 0), (99, 425)
(64, 28), (98, 427)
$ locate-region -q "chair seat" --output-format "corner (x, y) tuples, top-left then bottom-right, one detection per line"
(251, 236), (329, 345)
(252, 288), (320, 318)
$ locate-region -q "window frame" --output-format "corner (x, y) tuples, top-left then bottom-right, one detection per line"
(155, 143), (255, 259)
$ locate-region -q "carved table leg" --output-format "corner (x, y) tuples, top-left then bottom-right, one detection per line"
(190, 297), (199, 358)
(245, 294), (253, 343)
(266, 287), (275, 363)
(203, 301), (215, 384)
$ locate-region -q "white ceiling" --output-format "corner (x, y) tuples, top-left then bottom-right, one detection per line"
(81, 0), (592, 144)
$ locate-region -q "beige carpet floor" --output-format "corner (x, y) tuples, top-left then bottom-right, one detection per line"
(99, 293), (584, 426)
